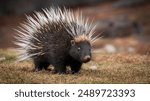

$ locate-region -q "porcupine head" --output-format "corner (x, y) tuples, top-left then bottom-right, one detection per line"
(69, 35), (91, 63)
(61, 9), (100, 63)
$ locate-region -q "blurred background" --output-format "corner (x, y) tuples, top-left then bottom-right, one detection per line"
(0, 0), (150, 55)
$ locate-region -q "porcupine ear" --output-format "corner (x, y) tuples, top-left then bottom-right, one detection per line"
(71, 40), (76, 46)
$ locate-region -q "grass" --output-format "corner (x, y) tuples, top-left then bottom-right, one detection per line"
(0, 49), (150, 84)
(0, 49), (17, 61)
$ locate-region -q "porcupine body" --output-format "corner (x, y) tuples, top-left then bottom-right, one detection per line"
(15, 7), (99, 74)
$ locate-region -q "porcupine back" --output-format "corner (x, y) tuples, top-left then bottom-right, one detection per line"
(15, 7), (98, 61)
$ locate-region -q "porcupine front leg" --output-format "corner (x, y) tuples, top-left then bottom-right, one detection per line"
(52, 59), (67, 74)
(53, 64), (66, 74)
(70, 61), (82, 74)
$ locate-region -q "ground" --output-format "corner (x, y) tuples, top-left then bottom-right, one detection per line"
(0, 49), (149, 84)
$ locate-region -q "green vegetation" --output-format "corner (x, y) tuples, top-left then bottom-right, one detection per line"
(0, 49), (17, 62)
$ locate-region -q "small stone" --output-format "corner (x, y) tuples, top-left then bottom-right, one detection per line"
(104, 44), (116, 53)
(89, 65), (97, 70)
(127, 47), (135, 52)
(0, 57), (6, 61)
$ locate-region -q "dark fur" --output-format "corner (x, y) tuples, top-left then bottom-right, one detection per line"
(30, 22), (91, 74)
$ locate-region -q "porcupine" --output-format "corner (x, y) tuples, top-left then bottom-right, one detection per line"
(14, 7), (100, 74)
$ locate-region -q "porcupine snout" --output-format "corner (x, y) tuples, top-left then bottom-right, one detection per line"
(82, 55), (91, 63)
(79, 41), (92, 63)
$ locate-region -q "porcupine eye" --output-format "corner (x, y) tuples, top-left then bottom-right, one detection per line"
(77, 47), (81, 52)
(71, 40), (75, 46)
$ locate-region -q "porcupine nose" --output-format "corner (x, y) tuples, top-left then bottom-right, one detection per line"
(83, 55), (91, 63)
